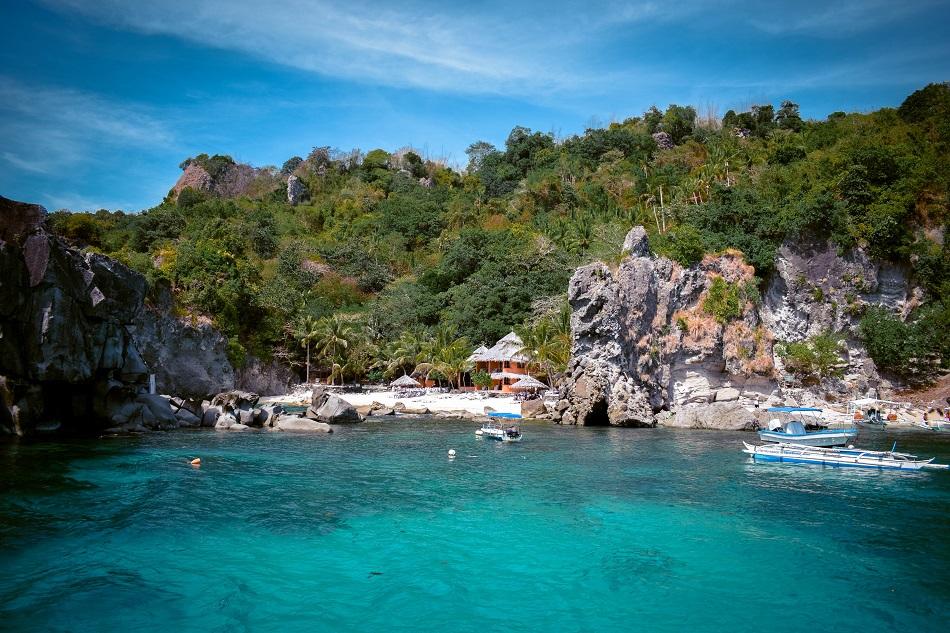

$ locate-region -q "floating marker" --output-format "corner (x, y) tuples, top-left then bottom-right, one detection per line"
(448, 449), (456, 458)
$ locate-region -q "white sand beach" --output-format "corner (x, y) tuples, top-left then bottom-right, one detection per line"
(261, 387), (523, 417)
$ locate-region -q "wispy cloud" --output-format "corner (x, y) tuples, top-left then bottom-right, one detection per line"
(0, 76), (179, 210)
(40, 0), (670, 95)
(747, 0), (936, 36)
(0, 76), (175, 175)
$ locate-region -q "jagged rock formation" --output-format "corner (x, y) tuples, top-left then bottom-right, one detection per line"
(1, 196), (151, 434)
(556, 226), (916, 427)
(0, 197), (236, 436)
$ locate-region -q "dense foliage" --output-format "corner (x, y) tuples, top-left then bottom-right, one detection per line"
(48, 84), (950, 384)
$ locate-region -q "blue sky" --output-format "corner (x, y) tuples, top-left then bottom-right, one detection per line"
(1, 0), (948, 212)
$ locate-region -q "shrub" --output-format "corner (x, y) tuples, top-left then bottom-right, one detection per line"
(472, 370), (492, 390)
(778, 331), (844, 382)
(653, 224), (706, 266)
(860, 305), (947, 383)
(703, 277), (742, 323)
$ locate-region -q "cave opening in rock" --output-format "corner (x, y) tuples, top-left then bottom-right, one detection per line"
(582, 398), (610, 426)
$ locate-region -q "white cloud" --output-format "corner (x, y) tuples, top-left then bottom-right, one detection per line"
(0, 76), (175, 175)
(39, 0), (670, 95)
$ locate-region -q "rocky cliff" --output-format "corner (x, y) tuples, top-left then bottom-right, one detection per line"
(0, 196), (235, 436)
(555, 227), (915, 427)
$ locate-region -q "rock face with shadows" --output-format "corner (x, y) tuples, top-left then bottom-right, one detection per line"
(0, 196), (236, 436)
(557, 227), (919, 428)
(131, 286), (235, 400)
(0, 196), (154, 435)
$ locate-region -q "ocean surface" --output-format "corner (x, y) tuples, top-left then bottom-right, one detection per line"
(2, 419), (949, 633)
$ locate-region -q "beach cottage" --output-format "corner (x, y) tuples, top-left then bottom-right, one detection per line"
(468, 332), (530, 392)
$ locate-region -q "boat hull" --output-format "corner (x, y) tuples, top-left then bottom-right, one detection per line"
(748, 451), (925, 470)
(757, 428), (857, 447)
(742, 442), (941, 471)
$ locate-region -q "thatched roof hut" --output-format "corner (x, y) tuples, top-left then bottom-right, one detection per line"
(511, 376), (549, 391)
(390, 375), (422, 389)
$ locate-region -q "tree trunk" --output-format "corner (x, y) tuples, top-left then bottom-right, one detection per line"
(305, 342), (311, 384)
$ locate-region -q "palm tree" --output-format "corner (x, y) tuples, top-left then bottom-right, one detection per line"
(313, 315), (356, 384)
(434, 337), (474, 390)
(517, 303), (572, 386)
(414, 325), (473, 389)
(372, 330), (424, 379)
(294, 315), (320, 384)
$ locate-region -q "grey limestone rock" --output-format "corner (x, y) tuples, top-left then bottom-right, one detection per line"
(276, 416), (333, 433)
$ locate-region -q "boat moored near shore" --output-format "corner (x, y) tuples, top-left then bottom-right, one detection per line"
(757, 407), (857, 447)
(743, 441), (948, 471)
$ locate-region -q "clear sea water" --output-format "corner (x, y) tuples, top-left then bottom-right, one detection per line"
(2, 419), (949, 633)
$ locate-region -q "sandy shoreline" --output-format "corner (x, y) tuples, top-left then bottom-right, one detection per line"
(260, 387), (524, 417)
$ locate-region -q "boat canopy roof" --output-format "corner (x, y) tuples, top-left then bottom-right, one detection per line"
(766, 406), (822, 413)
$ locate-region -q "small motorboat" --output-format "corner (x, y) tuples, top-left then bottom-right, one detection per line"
(757, 407), (857, 447)
(742, 441), (948, 471)
(476, 413), (523, 442)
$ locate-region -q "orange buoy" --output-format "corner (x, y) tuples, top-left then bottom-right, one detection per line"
(190, 458), (201, 466)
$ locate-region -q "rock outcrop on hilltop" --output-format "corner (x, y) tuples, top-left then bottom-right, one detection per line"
(171, 159), (262, 200)
(0, 196), (235, 436)
(555, 226), (916, 427)
(286, 174), (308, 205)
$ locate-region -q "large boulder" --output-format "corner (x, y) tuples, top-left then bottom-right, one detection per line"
(276, 416), (333, 433)
(210, 390), (260, 414)
(215, 413), (237, 430)
(661, 402), (762, 431)
(308, 393), (363, 423)
(520, 398), (548, 418)
(175, 407), (201, 427)
(135, 393), (179, 429)
(201, 406), (222, 427)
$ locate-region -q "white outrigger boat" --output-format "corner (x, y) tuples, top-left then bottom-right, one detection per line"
(743, 441), (948, 471)
(475, 413), (523, 442)
(913, 420), (950, 432)
(757, 407), (857, 447)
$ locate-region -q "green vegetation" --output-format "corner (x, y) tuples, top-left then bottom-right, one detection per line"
(860, 305), (948, 384)
(778, 332), (845, 383)
(702, 277), (759, 323)
(48, 84), (950, 384)
(516, 300), (572, 383)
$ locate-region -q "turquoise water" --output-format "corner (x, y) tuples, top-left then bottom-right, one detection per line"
(2, 420), (949, 632)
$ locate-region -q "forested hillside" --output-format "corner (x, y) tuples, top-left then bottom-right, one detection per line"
(48, 83), (950, 385)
